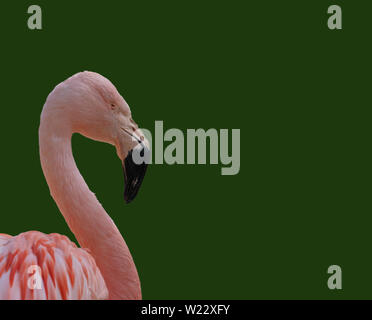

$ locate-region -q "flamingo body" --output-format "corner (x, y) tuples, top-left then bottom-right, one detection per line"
(0, 231), (108, 300)
(0, 71), (147, 300)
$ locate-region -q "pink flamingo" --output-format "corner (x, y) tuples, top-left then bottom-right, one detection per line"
(0, 72), (148, 300)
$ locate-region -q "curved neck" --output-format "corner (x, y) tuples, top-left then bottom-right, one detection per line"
(39, 109), (141, 300)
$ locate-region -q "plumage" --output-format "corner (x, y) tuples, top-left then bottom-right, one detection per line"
(0, 231), (108, 300)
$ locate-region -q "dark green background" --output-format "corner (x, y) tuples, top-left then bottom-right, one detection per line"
(1, 1), (371, 299)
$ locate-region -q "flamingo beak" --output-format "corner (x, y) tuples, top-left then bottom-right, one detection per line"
(122, 143), (149, 204)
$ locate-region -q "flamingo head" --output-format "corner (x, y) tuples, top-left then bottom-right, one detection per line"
(48, 71), (149, 203)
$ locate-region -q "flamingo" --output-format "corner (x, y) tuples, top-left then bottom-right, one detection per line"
(0, 71), (149, 300)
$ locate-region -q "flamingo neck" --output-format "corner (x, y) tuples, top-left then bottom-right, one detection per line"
(38, 110), (141, 300)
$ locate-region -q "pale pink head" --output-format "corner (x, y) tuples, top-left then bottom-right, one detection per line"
(41, 71), (149, 203)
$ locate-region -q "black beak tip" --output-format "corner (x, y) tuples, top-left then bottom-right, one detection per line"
(124, 196), (133, 205)
(122, 145), (148, 204)
(124, 188), (136, 204)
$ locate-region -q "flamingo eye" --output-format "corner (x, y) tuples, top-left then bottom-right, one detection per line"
(110, 103), (116, 110)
